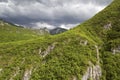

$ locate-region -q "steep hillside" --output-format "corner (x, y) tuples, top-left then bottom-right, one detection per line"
(0, 0), (120, 80)
(0, 28), (101, 80)
(0, 20), (36, 43)
(73, 0), (120, 79)
(0, 20), (49, 43)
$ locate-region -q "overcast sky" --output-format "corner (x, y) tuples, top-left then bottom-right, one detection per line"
(0, 0), (113, 29)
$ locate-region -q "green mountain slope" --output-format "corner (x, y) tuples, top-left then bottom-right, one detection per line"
(0, 0), (120, 80)
(0, 20), (49, 43)
(0, 20), (39, 43)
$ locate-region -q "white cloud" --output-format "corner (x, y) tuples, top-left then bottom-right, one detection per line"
(60, 24), (79, 29)
(0, 0), (113, 29)
(30, 22), (56, 29)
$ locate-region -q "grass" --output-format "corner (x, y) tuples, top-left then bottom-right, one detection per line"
(0, 0), (120, 79)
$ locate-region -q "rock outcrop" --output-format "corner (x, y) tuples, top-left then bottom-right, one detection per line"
(95, 45), (100, 64)
(72, 76), (77, 80)
(23, 68), (32, 80)
(112, 46), (120, 54)
(0, 68), (2, 73)
(104, 22), (112, 30)
(40, 43), (57, 57)
(82, 45), (102, 80)
(80, 40), (88, 46)
(82, 63), (102, 80)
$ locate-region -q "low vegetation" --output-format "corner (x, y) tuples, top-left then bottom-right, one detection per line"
(0, 0), (120, 80)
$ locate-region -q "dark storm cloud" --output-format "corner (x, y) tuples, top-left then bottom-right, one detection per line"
(0, 0), (8, 2)
(0, 0), (113, 29)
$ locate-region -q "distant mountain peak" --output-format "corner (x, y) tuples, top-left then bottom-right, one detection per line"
(50, 27), (67, 35)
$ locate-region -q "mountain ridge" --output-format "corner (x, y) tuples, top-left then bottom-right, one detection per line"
(0, 0), (120, 80)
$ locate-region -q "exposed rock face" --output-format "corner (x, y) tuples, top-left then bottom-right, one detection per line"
(38, 48), (42, 55)
(112, 46), (120, 54)
(92, 65), (102, 80)
(95, 45), (100, 64)
(39, 28), (49, 35)
(73, 76), (77, 80)
(84, 40), (88, 46)
(82, 64), (102, 80)
(23, 68), (32, 80)
(104, 22), (112, 30)
(82, 45), (102, 80)
(80, 40), (88, 46)
(0, 68), (2, 73)
(40, 43), (56, 57)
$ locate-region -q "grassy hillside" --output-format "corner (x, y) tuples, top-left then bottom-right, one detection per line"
(0, 0), (120, 80)
(75, 0), (120, 79)
(0, 20), (49, 43)
(0, 30), (100, 80)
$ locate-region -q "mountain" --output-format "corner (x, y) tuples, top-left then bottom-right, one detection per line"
(0, 20), (35, 43)
(50, 27), (67, 35)
(0, 20), (49, 43)
(31, 27), (50, 35)
(0, 0), (120, 80)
